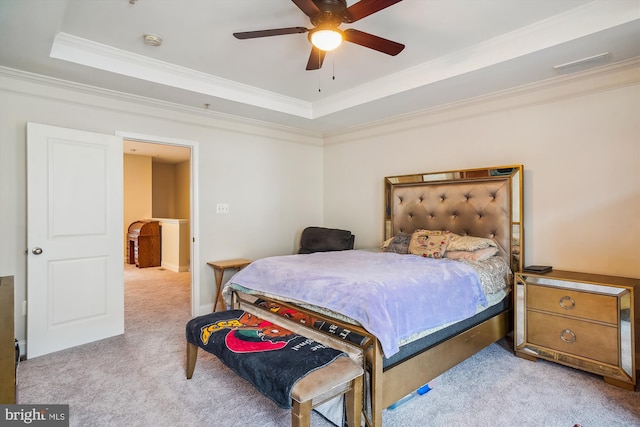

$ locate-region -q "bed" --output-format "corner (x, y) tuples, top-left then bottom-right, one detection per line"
(224, 165), (524, 427)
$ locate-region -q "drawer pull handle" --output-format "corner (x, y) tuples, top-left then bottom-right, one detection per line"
(560, 329), (576, 343)
(559, 295), (575, 310)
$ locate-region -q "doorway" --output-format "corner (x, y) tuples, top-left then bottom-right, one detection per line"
(119, 132), (200, 318)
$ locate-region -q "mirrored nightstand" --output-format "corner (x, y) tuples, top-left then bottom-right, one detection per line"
(514, 270), (638, 390)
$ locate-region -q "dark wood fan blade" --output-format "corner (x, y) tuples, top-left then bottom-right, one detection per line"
(292, 0), (321, 18)
(233, 27), (308, 39)
(344, 28), (404, 55)
(305, 46), (326, 70)
(344, 0), (402, 23)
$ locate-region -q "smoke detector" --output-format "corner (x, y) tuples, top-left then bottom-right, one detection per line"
(143, 33), (163, 47)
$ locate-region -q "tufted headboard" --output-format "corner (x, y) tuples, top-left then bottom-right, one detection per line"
(385, 166), (523, 272)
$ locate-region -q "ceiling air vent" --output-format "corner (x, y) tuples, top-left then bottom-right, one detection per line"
(553, 52), (610, 75)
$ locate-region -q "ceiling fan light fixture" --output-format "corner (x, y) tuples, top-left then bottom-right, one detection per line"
(309, 28), (343, 51)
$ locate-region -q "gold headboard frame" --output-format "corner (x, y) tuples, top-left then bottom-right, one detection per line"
(385, 165), (523, 272)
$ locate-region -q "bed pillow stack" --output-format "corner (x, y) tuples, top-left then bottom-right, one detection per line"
(444, 234), (498, 261)
(382, 231), (498, 261)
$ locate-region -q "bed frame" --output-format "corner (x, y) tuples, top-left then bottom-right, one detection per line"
(239, 165), (524, 427)
(369, 165), (523, 417)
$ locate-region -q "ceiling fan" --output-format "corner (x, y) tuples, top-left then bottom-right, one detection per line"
(233, 0), (405, 70)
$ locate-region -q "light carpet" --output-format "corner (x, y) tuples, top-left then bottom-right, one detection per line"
(17, 265), (640, 426)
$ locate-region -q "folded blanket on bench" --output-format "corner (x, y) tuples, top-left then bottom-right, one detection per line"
(254, 298), (368, 346)
(186, 310), (347, 408)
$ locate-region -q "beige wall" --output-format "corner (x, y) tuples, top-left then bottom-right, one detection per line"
(123, 154), (153, 259)
(151, 160), (191, 271)
(176, 160), (191, 219)
(323, 61), (640, 278)
(157, 219), (190, 272)
(152, 162), (177, 218)
(151, 160), (190, 219)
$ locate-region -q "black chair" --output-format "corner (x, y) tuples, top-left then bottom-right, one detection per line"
(299, 227), (355, 254)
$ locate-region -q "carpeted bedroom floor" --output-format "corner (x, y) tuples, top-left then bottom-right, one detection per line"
(17, 265), (640, 427)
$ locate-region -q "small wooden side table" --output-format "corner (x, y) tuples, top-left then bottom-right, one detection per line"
(207, 258), (251, 312)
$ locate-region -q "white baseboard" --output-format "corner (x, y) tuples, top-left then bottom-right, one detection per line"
(161, 262), (190, 272)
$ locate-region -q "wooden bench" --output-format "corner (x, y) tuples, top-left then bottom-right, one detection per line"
(186, 311), (363, 427)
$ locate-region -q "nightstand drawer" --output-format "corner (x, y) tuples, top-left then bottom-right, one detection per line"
(527, 311), (618, 366)
(527, 284), (617, 324)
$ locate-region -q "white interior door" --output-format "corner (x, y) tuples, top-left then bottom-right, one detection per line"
(27, 122), (124, 359)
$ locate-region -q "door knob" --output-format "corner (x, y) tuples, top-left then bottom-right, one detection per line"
(32, 247), (43, 255)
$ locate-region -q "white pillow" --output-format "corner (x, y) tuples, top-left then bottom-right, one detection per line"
(444, 246), (498, 261)
(447, 235), (497, 252)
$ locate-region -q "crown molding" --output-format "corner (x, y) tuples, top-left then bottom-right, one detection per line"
(324, 57), (640, 144)
(50, 32), (314, 119)
(0, 66), (324, 146)
(1, 53), (638, 147)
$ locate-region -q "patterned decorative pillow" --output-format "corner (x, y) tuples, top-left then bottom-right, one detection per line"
(382, 232), (411, 254)
(408, 229), (451, 259)
(444, 246), (498, 261)
(447, 234), (497, 252)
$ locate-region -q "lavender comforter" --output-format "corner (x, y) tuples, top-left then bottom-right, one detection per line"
(227, 250), (488, 357)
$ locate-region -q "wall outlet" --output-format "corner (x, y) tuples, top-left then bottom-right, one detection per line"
(216, 203), (229, 214)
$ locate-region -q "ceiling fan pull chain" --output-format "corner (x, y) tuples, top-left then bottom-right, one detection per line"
(332, 55), (336, 80)
(318, 49), (322, 92)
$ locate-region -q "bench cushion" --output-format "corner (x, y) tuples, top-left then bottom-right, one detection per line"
(186, 310), (347, 408)
(291, 356), (363, 404)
